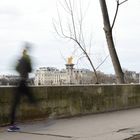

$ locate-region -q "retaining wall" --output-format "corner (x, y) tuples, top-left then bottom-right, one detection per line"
(1, 84), (140, 125)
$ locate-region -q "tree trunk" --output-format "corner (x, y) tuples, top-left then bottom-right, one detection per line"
(99, 0), (125, 84)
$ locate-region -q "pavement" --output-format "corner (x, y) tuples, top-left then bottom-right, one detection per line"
(1, 108), (140, 140)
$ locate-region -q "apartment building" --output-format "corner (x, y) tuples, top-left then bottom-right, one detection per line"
(34, 64), (93, 86)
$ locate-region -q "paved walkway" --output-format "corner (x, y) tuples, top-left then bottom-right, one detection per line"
(1, 108), (140, 140)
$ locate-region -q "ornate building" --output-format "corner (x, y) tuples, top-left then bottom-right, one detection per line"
(34, 57), (94, 86)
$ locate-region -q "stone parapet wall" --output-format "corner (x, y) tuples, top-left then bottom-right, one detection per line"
(1, 84), (140, 125)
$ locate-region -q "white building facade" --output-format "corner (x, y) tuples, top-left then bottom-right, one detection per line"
(34, 64), (94, 86)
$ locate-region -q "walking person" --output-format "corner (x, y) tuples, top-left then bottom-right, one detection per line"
(8, 42), (36, 132)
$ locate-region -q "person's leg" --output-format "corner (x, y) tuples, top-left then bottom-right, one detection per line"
(8, 88), (21, 132)
(26, 87), (37, 104)
(23, 81), (37, 104)
(10, 90), (20, 125)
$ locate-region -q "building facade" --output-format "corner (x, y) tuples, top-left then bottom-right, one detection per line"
(34, 64), (94, 86)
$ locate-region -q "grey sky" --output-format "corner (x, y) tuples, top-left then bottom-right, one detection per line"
(0, 0), (139, 75)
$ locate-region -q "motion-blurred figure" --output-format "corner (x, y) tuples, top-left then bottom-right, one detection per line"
(8, 42), (36, 132)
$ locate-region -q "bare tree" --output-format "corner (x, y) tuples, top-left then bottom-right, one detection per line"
(99, 0), (128, 84)
(53, 0), (99, 83)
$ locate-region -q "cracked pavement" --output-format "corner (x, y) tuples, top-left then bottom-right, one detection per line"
(1, 108), (140, 140)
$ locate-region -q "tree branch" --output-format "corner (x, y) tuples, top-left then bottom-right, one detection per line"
(111, 0), (119, 29)
(119, 0), (128, 5)
(111, 0), (128, 29)
(68, 0), (77, 40)
(95, 55), (109, 70)
(53, 0), (99, 83)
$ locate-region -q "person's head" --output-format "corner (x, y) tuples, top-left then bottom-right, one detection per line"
(23, 49), (27, 56)
(22, 41), (32, 56)
(24, 42), (32, 51)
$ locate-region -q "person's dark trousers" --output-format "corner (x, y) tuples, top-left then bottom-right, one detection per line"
(10, 79), (36, 125)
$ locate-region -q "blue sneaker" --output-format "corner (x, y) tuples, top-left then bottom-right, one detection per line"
(7, 125), (20, 132)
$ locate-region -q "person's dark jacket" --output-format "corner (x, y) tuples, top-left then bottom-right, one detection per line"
(16, 54), (32, 80)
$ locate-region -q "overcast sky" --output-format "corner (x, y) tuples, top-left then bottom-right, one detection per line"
(0, 0), (139, 75)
